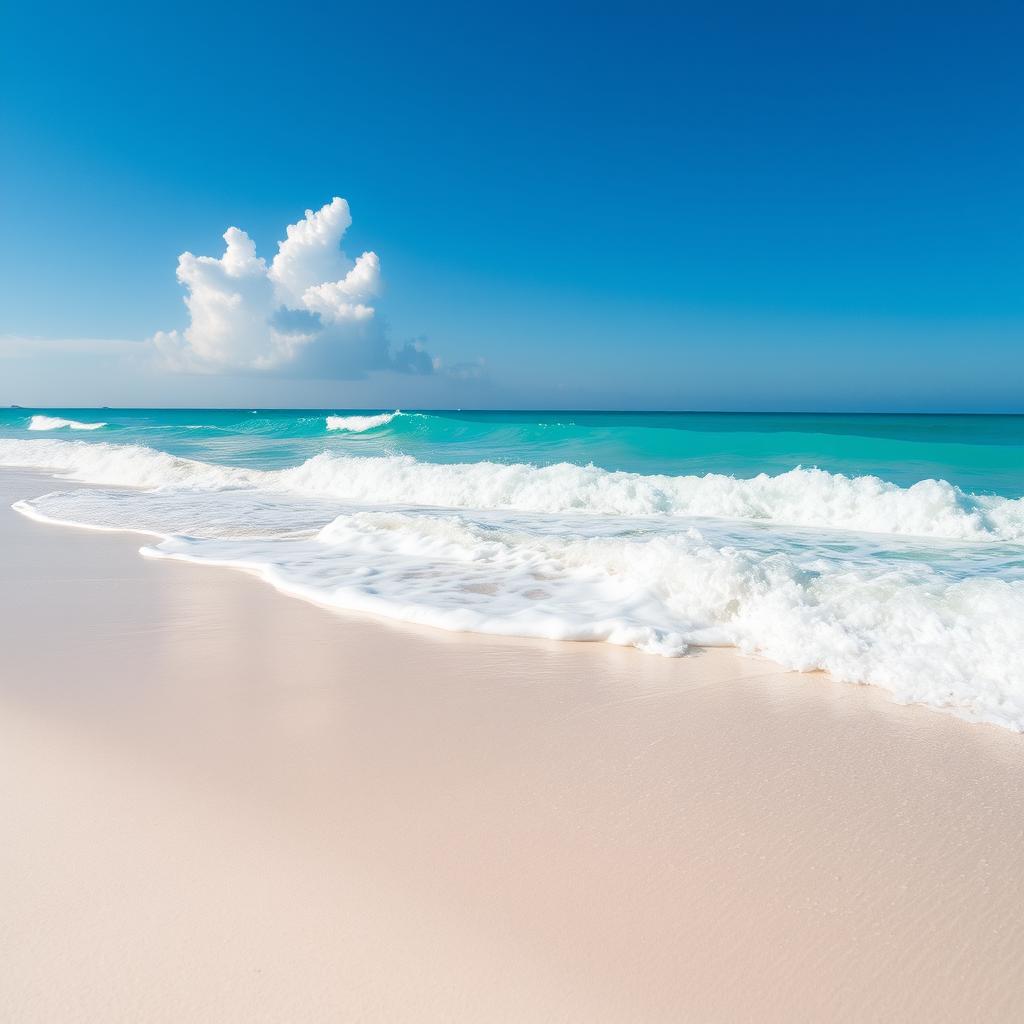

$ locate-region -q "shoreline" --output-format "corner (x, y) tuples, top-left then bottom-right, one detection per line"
(10, 467), (1017, 735)
(3, 468), (1024, 1020)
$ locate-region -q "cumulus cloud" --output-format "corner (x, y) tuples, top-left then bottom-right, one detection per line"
(151, 198), (432, 378)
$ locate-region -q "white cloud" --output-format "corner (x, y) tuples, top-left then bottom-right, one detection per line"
(268, 197), (353, 307)
(302, 252), (381, 321)
(151, 198), (429, 377)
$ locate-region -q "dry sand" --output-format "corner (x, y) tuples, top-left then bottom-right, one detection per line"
(2, 469), (1023, 1022)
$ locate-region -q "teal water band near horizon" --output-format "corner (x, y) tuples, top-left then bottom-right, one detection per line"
(2, 408), (1022, 497)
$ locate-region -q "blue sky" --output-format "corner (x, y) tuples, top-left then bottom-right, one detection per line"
(2, 2), (1022, 409)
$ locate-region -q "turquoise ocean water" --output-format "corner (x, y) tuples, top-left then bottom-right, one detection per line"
(1, 408), (1022, 729)
(1, 408), (1022, 493)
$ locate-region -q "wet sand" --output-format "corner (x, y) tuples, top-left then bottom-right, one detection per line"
(2, 469), (1023, 1022)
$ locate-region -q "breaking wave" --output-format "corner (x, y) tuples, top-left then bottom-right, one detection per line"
(28, 415), (107, 431)
(326, 410), (401, 432)
(1, 437), (1022, 542)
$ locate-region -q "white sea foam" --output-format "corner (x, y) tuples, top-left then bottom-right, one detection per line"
(27, 415), (107, 431)
(326, 410), (401, 432)
(0, 439), (259, 490)
(2, 437), (1023, 542)
(15, 483), (1024, 731)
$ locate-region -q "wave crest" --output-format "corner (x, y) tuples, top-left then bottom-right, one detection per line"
(1, 436), (1023, 542)
(325, 410), (400, 432)
(28, 415), (107, 431)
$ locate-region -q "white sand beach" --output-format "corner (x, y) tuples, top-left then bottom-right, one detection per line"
(3, 469), (1024, 1022)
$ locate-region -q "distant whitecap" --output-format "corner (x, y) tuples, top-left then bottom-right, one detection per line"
(326, 410), (401, 433)
(28, 415), (107, 431)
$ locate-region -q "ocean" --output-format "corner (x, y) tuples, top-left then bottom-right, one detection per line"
(2, 408), (1022, 729)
